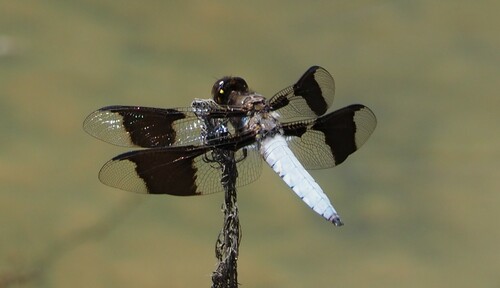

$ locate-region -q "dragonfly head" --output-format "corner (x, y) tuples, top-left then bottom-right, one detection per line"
(212, 76), (249, 105)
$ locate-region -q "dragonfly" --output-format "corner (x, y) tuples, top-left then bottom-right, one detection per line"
(83, 66), (377, 226)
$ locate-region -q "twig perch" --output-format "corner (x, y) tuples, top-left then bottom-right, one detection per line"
(211, 148), (240, 288)
(191, 99), (241, 287)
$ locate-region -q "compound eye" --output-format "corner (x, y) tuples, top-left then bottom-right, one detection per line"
(216, 92), (224, 104)
(212, 77), (249, 105)
(214, 80), (226, 104)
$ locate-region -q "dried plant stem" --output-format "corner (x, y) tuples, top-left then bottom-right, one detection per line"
(211, 149), (241, 288)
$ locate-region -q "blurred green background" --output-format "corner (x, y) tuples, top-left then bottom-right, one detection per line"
(1, 1), (499, 287)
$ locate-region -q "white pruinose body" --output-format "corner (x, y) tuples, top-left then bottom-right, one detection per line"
(259, 134), (342, 225)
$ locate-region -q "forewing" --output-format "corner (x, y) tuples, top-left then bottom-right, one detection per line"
(83, 106), (206, 147)
(83, 105), (247, 148)
(269, 66), (335, 121)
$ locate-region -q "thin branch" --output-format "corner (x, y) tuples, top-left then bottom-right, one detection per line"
(211, 148), (240, 288)
(191, 99), (242, 287)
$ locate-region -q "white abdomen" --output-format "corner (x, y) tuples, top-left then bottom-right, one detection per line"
(259, 134), (343, 226)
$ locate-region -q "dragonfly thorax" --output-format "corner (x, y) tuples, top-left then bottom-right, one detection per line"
(247, 110), (282, 140)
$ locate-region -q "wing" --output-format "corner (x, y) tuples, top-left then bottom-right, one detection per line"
(282, 104), (377, 169)
(98, 145), (262, 196)
(269, 66), (335, 122)
(83, 105), (246, 148)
